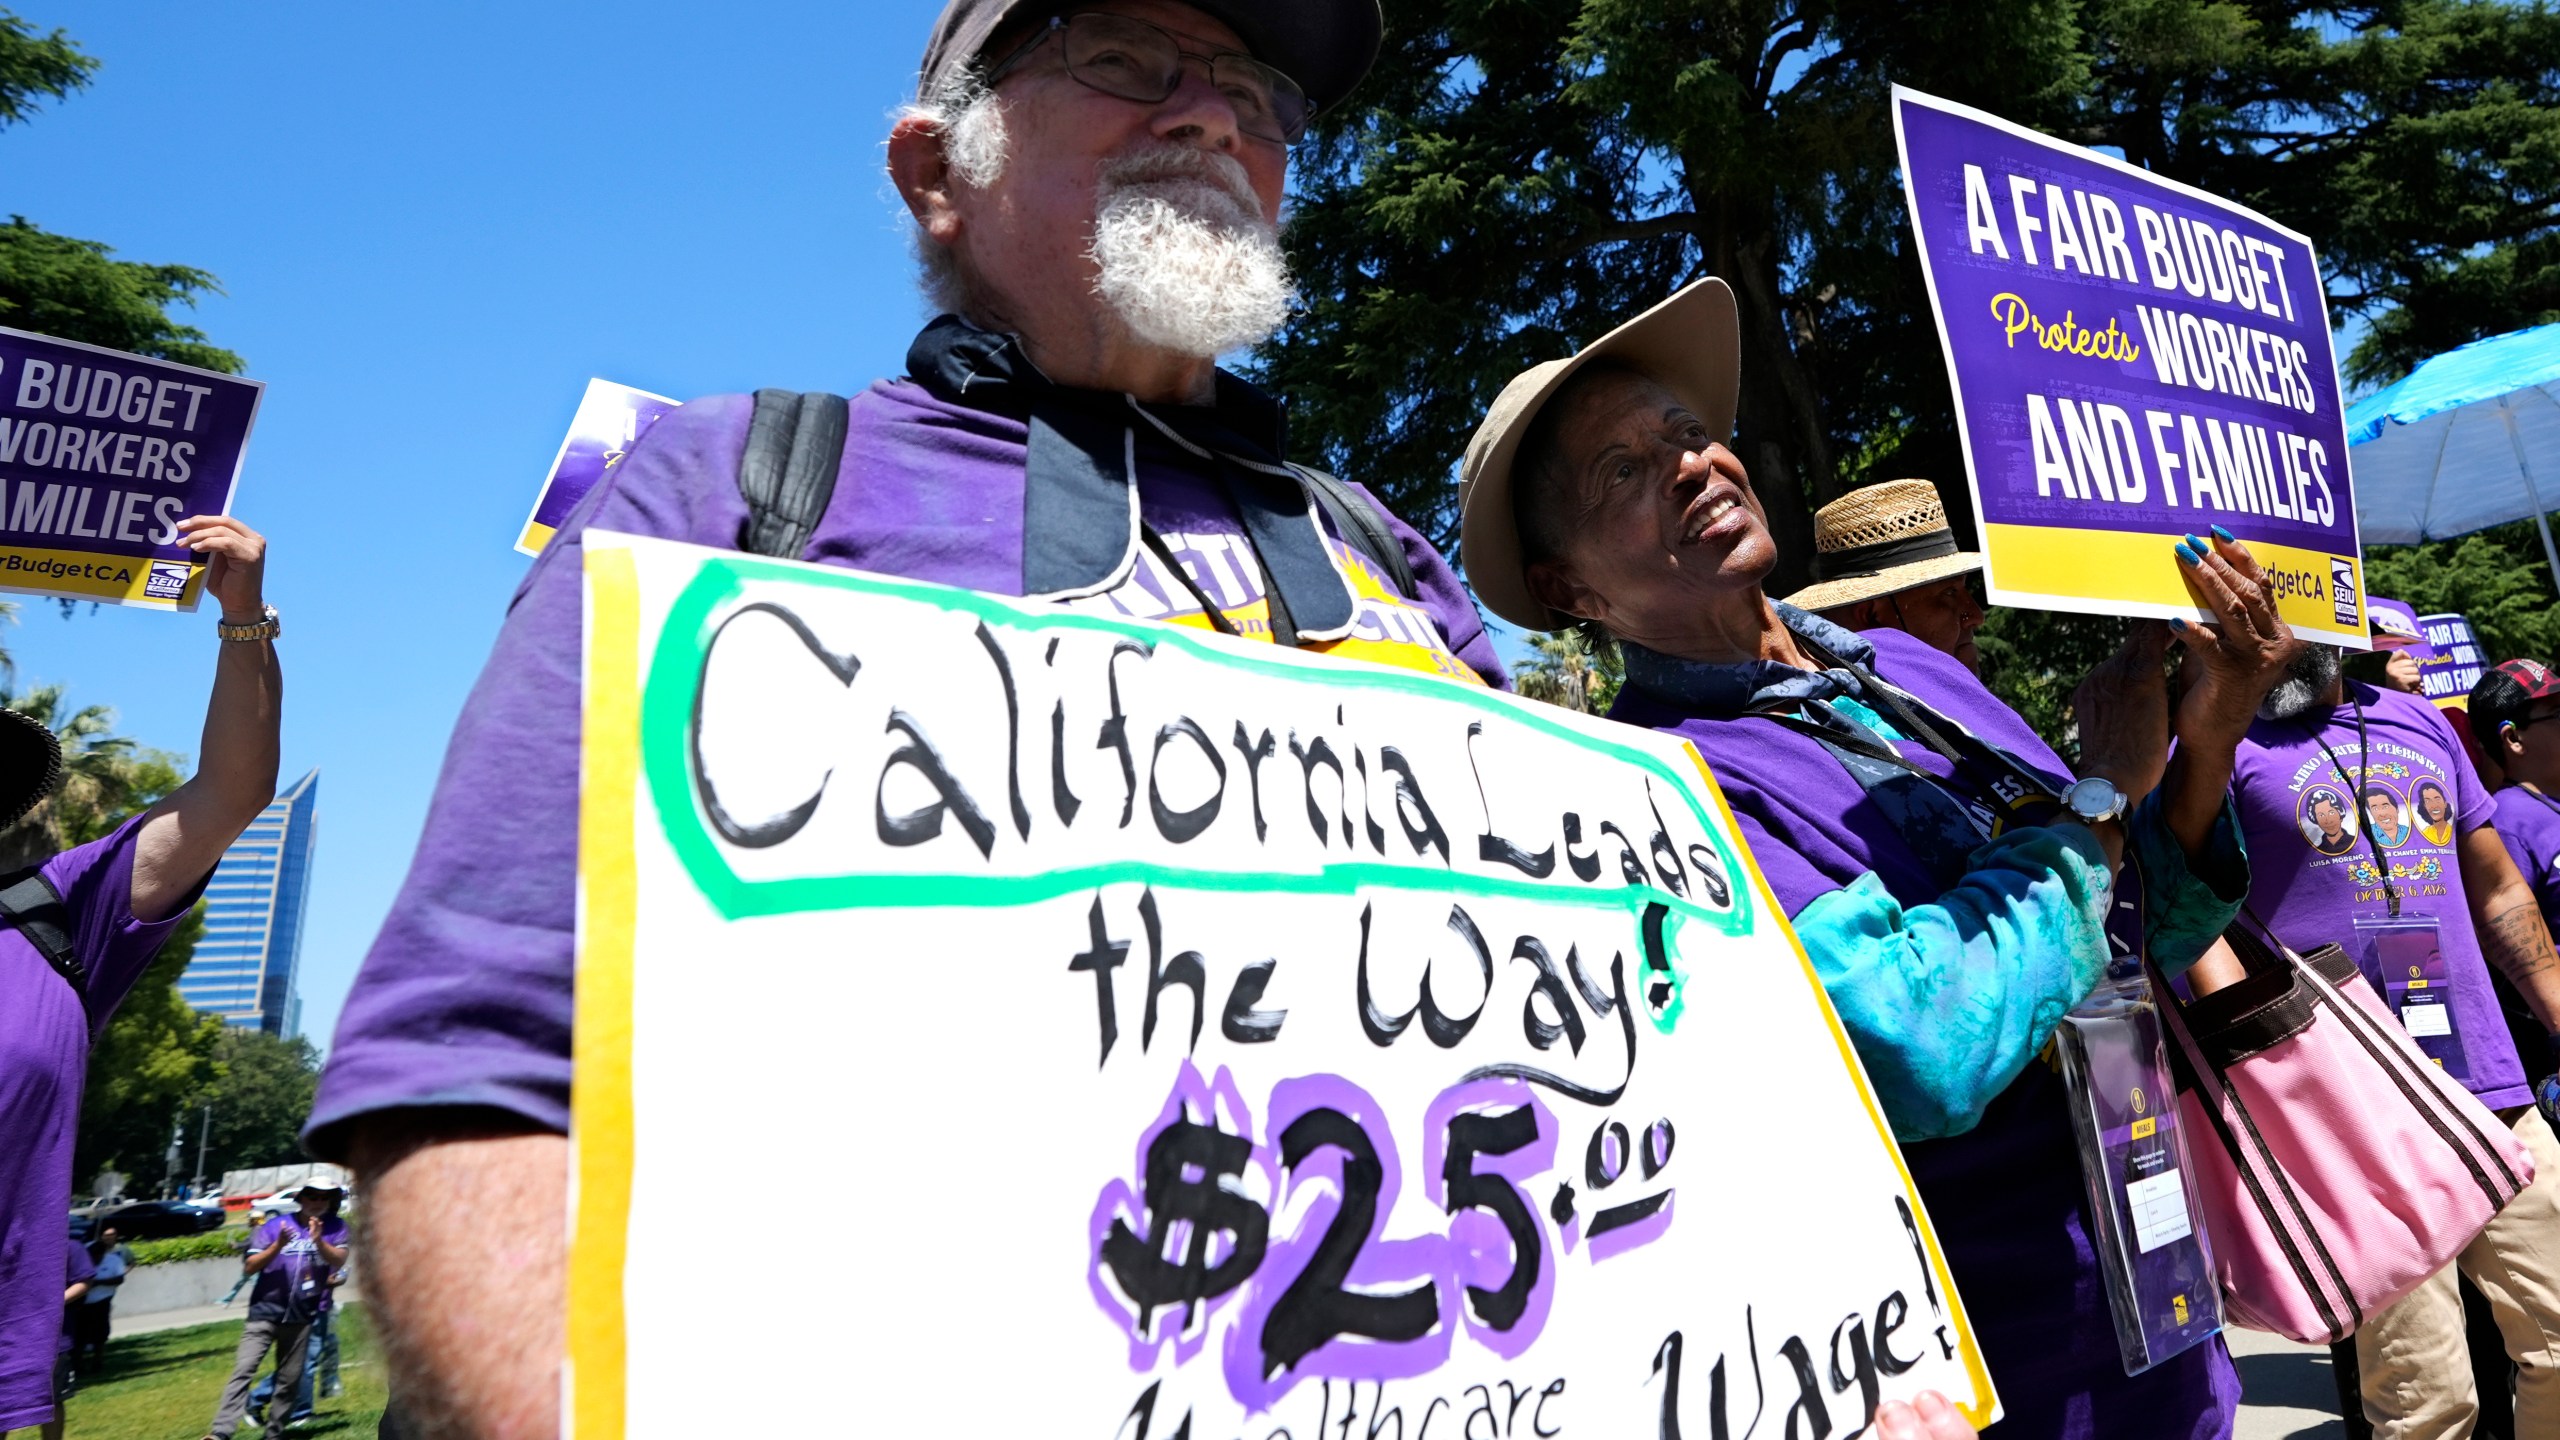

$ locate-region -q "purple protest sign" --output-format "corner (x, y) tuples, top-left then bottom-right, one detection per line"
(0, 327), (262, 610)
(1894, 88), (2368, 645)
(516, 379), (680, 556)
(2407, 612), (2484, 709)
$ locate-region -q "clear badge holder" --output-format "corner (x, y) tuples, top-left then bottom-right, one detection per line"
(2353, 915), (2466, 1079)
(2056, 977), (2224, 1375)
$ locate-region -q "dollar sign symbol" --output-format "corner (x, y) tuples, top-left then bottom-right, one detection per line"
(1101, 1113), (1270, 1340)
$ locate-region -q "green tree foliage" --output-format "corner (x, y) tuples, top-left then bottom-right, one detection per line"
(0, 684), (185, 868)
(2361, 519), (2560, 667)
(1513, 628), (1625, 713)
(194, 1030), (323, 1179)
(0, 7), (93, 125)
(75, 902), (223, 1189)
(1260, 0), (2560, 596)
(0, 10), (240, 372)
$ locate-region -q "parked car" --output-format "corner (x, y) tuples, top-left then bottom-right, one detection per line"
(89, 1198), (227, 1239)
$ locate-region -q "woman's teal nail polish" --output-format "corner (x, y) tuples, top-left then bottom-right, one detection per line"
(2176, 543), (2201, 566)
(2170, 616), (2190, 630)
(2210, 525), (2235, 543)
(2184, 533), (2206, 552)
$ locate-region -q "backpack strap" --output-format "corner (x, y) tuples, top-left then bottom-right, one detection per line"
(1291, 464), (1419, 600)
(0, 864), (85, 992)
(738, 390), (850, 560)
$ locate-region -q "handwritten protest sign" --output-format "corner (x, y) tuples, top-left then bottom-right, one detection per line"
(2407, 612), (2484, 708)
(516, 379), (678, 555)
(1894, 88), (2367, 645)
(0, 328), (261, 609)
(569, 533), (1997, 1436)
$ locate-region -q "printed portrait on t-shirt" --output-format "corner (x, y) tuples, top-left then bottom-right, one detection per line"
(2362, 782), (2413, 849)
(2300, 785), (2360, 856)
(2414, 778), (2457, 847)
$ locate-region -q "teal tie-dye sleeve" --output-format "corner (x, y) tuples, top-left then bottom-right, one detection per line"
(2127, 787), (2250, 975)
(1791, 824), (2113, 1142)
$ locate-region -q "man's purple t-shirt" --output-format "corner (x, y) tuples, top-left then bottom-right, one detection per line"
(308, 373), (1501, 1150)
(2496, 783), (2560, 938)
(2231, 682), (2527, 1109)
(0, 817), (196, 1430)
(1609, 628), (2239, 1440)
(247, 1214), (351, 1325)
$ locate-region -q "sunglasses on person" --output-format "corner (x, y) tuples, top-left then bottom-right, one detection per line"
(984, 12), (1311, 146)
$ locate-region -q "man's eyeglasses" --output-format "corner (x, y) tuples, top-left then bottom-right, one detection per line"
(984, 12), (1310, 146)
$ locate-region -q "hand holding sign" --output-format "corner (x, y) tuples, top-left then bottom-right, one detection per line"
(176, 515), (266, 622)
(2073, 623), (2173, 805)
(2167, 529), (2293, 749)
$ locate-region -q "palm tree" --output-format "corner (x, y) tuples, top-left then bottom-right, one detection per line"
(1513, 629), (1623, 716)
(0, 682), (184, 868)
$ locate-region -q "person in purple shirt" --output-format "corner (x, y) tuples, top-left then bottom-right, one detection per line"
(2468, 658), (2560, 1095)
(2231, 642), (2560, 1436)
(1458, 280), (2295, 1439)
(30, 1236), (97, 1440)
(0, 516), (280, 1439)
(303, 4), (1533, 1435)
(201, 1177), (351, 1440)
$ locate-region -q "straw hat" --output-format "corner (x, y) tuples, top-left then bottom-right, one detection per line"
(1458, 279), (1741, 631)
(1778, 480), (1984, 613)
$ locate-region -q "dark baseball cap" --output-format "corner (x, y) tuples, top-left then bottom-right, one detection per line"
(2466, 658), (2560, 758)
(918, 0), (1385, 117)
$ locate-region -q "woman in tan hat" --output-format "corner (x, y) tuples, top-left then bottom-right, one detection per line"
(1456, 278), (2294, 1439)
(1784, 481), (1988, 674)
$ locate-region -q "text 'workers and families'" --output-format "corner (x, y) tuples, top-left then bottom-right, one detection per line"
(1894, 88), (2366, 643)
(0, 327), (262, 609)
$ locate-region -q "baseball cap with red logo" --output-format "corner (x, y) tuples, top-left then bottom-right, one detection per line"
(2494, 658), (2560, 701)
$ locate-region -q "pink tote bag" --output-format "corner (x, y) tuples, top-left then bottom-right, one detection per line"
(2156, 923), (2534, 1343)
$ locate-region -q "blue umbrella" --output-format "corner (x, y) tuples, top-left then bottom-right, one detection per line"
(2345, 320), (2560, 593)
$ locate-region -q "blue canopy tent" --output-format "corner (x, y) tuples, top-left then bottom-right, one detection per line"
(2345, 321), (2560, 596)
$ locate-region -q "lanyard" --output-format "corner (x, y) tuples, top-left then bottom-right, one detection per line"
(2303, 700), (2402, 918)
(1751, 637), (2063, 849)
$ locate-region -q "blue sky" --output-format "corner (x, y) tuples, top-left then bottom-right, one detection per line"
(4, 0), (974, 1047)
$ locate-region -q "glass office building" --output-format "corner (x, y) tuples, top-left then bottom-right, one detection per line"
(180, 769), (319, 1036)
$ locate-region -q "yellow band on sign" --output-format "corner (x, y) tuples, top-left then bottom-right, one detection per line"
(518, 518), (560, 556)
(0, 544), (203, 608)
(1982, 524), (2365, 643)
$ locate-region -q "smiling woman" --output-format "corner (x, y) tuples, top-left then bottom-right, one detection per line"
(1455, 276), (2301, 1439)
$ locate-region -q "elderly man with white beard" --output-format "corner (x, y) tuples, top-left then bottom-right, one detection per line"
(302, 4), (1507, 1436)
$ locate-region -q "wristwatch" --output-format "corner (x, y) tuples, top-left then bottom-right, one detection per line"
(2064, 776), (2128, 824)
(216, 604), (281, 643)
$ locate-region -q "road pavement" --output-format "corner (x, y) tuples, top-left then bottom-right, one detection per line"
(2230, 1327), (2348, 1440)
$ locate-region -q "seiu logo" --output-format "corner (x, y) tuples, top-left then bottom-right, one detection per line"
(2329, 558), (2359, 626)
(144, 560), (188, 599)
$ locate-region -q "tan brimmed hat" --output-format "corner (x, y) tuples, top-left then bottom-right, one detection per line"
(1458, 279), (1740, 631)
(1777, 479), (1984, 613)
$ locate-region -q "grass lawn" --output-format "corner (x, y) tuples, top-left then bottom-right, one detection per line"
(12, 1307), (387, 1440)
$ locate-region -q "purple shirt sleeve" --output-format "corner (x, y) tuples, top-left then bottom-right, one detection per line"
(306, 399), (757, 1152)
(49, 813), (205, 1035)
(1349, 480), (1508, 691)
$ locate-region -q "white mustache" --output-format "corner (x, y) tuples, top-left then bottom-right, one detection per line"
(1096, 145), (1265, 224)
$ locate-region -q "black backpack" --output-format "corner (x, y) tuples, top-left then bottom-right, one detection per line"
(1, 863), (85, 1018)
(734, 388), (1420, 605)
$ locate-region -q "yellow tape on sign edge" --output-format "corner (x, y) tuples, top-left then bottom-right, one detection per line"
(567, 544), (641, 1440)
(1982, 524), (2366, 644)
(1684, 745), (2001, 1428)
(0, 544), (205, 609)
